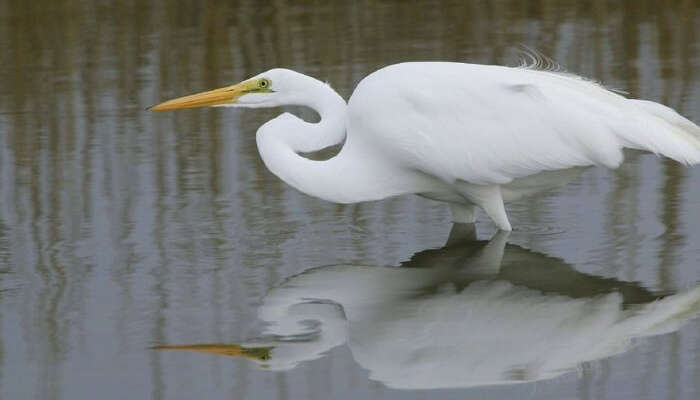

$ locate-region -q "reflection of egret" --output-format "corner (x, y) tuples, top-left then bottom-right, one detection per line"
(155, 226), (700, 389)
(150, 62), (700, 230)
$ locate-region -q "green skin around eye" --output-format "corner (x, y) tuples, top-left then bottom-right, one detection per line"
(254, 79), (273, 93)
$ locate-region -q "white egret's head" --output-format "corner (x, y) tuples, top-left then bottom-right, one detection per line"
(148, 68), (313, 111)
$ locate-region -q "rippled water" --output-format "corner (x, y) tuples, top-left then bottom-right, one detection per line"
(1, 1), (700, 399)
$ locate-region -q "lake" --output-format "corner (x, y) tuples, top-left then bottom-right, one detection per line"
(1, 1), (699, 399)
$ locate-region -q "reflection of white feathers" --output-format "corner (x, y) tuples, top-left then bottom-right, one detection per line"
(254, 265), (700, 388)
(249, 300), (348, 371)
(157, 232), (700, 389)
(351, 282), (700, 389)
(247, 235), (700, 388)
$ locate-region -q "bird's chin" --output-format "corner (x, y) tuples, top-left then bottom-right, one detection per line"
(221, 101), (270, 109)
(226, 93), (274, 109)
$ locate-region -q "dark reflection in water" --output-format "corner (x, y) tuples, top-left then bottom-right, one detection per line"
(0, 1), (699, 399)
(156, 226), (700, 389)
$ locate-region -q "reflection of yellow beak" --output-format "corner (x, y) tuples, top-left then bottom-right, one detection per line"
(148, 81), (255, 111)
(152, 343), (273, 361)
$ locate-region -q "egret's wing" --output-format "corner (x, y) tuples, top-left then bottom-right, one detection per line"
(349, 62), (700, 185)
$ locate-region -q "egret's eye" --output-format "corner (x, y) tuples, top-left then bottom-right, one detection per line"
(259, 79), (270, 89)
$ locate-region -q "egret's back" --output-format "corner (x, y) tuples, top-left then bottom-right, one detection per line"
(348, 62), (700, 186)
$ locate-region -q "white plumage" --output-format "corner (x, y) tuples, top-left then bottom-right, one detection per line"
(352, 63), (700, 183)
(151, 62), (700, 230)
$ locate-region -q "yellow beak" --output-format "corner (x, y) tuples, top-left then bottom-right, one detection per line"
(148, 80), (256, 111)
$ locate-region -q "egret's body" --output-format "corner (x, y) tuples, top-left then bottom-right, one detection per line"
(151, 62), (700, 230)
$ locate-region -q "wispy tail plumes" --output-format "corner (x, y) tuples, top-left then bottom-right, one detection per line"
(625, 99), (700, 165)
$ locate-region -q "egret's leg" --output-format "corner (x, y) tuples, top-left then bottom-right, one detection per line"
(481, 198), (512, 232)
(455, 183), (512, 231)
(449, 202), (476, 224)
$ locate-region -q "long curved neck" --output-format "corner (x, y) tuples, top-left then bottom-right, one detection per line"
(255, 80), (415, 204)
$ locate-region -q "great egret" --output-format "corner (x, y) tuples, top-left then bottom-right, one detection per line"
(150, 62), (700, 230)
(155, 228), (700, 388)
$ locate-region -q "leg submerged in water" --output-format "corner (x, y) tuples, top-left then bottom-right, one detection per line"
(449, 202), (476, 224)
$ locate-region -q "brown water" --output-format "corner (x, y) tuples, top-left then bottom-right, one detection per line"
(1, 1), (700, 399)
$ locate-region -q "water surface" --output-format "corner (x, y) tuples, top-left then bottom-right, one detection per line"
(1, 1), (700, 399)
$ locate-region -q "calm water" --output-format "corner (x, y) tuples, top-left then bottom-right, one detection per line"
(2, 1), (700, 399)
